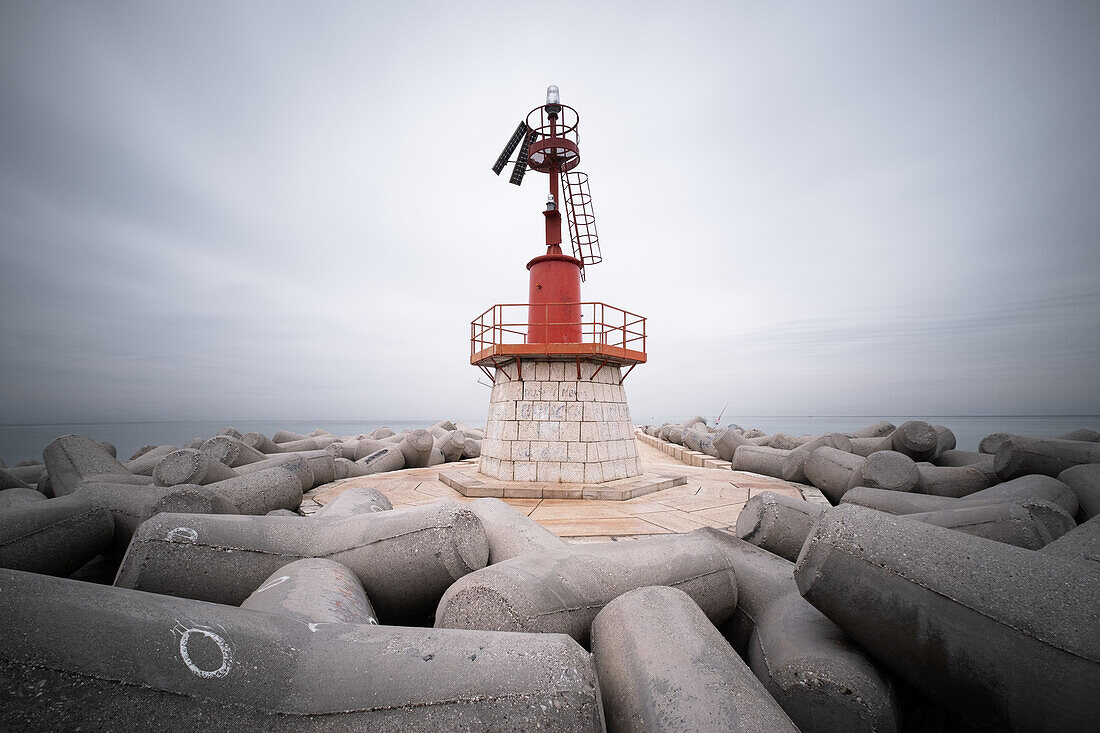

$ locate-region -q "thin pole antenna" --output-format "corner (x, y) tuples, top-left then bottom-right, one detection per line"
(716, 402), (729, 427)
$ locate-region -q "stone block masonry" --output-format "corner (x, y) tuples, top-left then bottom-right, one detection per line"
(479, 359), (642, 482)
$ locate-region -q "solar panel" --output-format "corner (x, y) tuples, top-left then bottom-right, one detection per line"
(509, 130), (539, 186)
(491, 122), (528, 176)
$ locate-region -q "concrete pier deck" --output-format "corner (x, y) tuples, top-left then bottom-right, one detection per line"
(306, 433), (813, 542)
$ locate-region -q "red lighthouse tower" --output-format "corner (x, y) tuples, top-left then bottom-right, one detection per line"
(470, 85), (648, 486)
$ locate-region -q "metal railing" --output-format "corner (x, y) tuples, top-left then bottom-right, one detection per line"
(471, 302), (646, 360)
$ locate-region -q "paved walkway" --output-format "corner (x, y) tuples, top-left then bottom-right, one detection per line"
(308, 436), (809, 541)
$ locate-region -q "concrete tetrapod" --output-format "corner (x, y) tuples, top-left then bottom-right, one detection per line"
(399, 429), (435, 469)
(842, 474), (1079, 516)
(466, 497), (565, 564)
(848, 420), (896, 438)
(1058, 463), (1100, 521)
(74, 481), (239, 561)
(915, 464), (992, 497)
(780, 433), (854, 484)
(200, 435), (267, 468)
(591, 585), (798, 733)
(713, 428), (756, 462)
(115, 501), (489, 624)
(994, 435), (1100, 480)
(0, 495), (114, 576)
(1040, 513), (1100, 566)
(122, 444), (177, 476)
(0, 487), (45, 509)
(903, 500), (1076, 549)
(853, 451), (920, 493)
(793, 504), (1100, 732)
(153, 449), (238, 487)
(202, 466), (304, 515)
(732, 445), (790, 480)
(435, 529), (738, 647)
(356, 445), (407, 475)
(803, 446), (865, 503)
(0, 568), (605, 732)
(42, 434), (139, 495)
(234, 454), (315, 490)
(315, 486), (393, 519)
(871, 420), (939, 461)
(240, 557), (379, 624)
(240, 431), (283, 453)
(707, 530), (902, 733)
(735, 491), (824, 563)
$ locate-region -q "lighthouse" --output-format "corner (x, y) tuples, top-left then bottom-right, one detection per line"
(470, 85), (647, 485)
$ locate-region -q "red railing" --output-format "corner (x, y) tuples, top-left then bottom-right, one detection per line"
(471, 302), (646, 363)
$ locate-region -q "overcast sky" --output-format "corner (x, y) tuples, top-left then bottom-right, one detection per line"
(1, 1), (1098, 424)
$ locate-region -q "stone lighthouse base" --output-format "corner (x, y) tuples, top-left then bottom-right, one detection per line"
(480, 359), (642, 482)
(440, 358), (687, 500)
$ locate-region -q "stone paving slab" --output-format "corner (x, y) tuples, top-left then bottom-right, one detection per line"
(307, 436), (811, 540)
(438, 467), (687, 501)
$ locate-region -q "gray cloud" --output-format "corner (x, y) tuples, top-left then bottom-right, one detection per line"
(1, 1), (1098, 424)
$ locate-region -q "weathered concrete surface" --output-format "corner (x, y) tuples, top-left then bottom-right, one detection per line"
(915, 464), (992, 497)
(592, 585), (798, 733)
(794, 504), (1100, 732)
(122, 445), (178, 476)
(234, 454), (314, 490)
(115, 502), (489, 624)
(842, 474), (1079, 516)
(153, 449), (238, 487)
(315, 486), (392, 519)
(995, 435), (1100, 480)
(904, 500), (1075, 549)
(74, 481), (238, 560)
(803, 446), (865, 503)
(435, 529), (738, 646)
(399, 429), (435, 469)
(356, 445), (407, 474)
(43, 434), (136, 495)
(1058, 463), (1100, 521)
(732, 445), (790, 480)
(854, 451), (920, 493)
(781, 434), (853, 483)
(0, 495), (114, 576)
(848, 421), (896, 438)
(241, 431), (282, 453)
(466, 497), (565, 564)
(0, 487), (45, 509)
(708, 530), (902, 733)
(203, 466), (303, 515)
(0, 567), (605, 732)
(201, 435), (267, 468)
(1040, 513), (1100, 566)
(240, 557), (379, 625)
(735, 490), (823, 563)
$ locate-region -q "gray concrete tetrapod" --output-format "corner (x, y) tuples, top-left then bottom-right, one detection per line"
(868, 420), (939, 461)
(768, 432), (810, 450)
(466, 497), (565, 564)
(732, 445), (790, 480)
(74, 481), (239, 561)
(780, 433), (854, 483)
(435, 430), (468, 462)
(842, 474), (1079, 516)
(369, 426), (396, 439)
(1039, 512), (1100, 565)
(42, 434), (138, 495)
(0, 487), (46, 509)
(122, 444), (178, 476)
(356, 445), (407, 474)
(435, 529), (738, 647)
(934, 448), (997, 474)
(903, 500), (1075, 549)
(0, 468), (35, 491)
(0, 567), (605, 732)
(273, 429), (310, 443)
(153, 448), (239, 487)
(994, 435), (1100, 480)
(591, 585), (798, 733)
(201, 435), (267, 468)
(803, 446), (865, 502)
(202, 466), (303, 515)
(314, 486), (393, 519)
(399, 429), (435, 468)
(847, 437), (890, 457)
(240, 431), (283, 453)
(854, 450), (920, 493)
(462, 436), (482, 459)
(794, 504), (1100, 732)
(707, 530), (902, 733)
(915, 464), (992, 497)
(233, 453), (315, 490)
(0, 495), (114, 576)
(115, 502), (489, 624)
(979, 428), (1098, 455)
(736, 491), (824, 563)
(1058, 463), (1100, 521)
(240, 557), (379, 624)
(713, 429), (757, 462)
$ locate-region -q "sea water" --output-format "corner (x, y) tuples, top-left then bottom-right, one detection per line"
(1, 415), (1097, 464)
